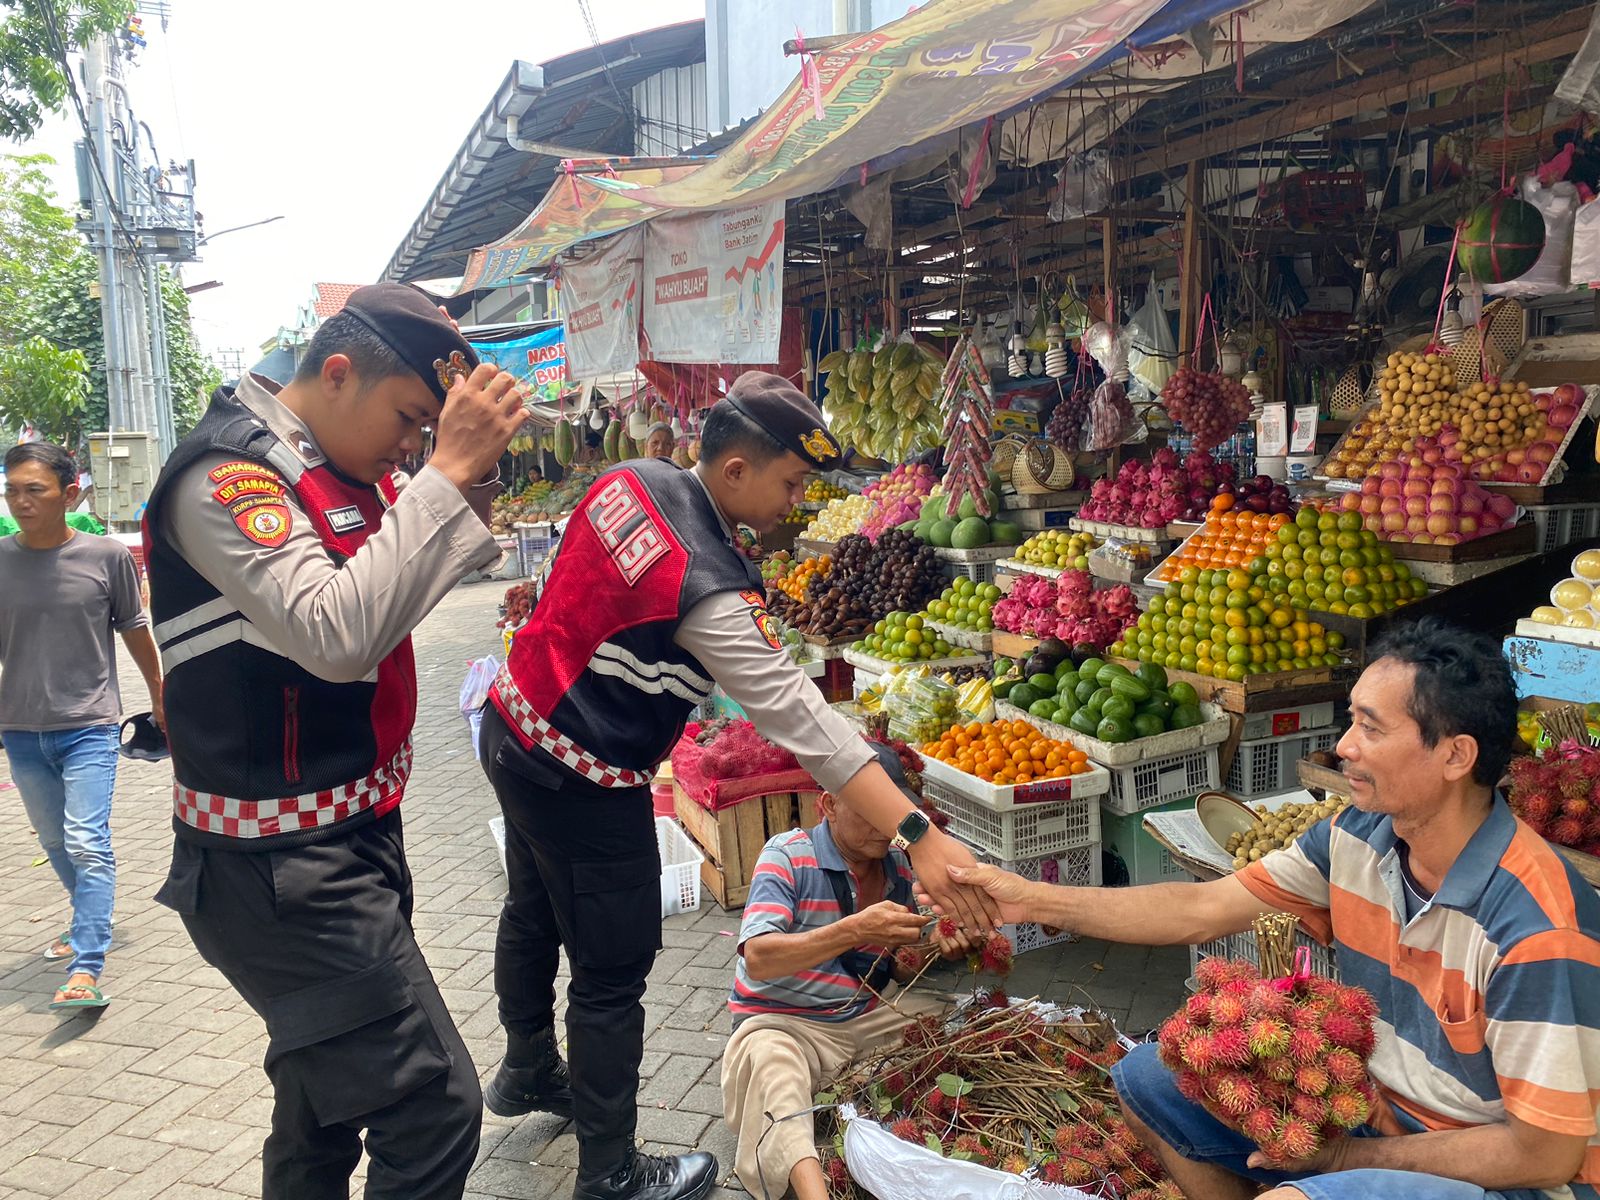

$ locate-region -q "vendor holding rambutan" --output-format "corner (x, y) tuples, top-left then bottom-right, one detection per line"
(941, 618), (1600, 1200)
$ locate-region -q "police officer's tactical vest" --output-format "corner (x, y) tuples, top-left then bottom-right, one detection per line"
(492, 457), (760, 786)
(142, 388), (417, 848)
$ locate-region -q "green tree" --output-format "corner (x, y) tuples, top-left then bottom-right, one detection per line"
(0, 0), (132, 141)
(0, 154), (78, 339)
(0, 334), (88, 442)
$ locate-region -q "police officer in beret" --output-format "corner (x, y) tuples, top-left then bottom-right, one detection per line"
(146, 284), (537, 1200)
(479, 371), (998, 1200)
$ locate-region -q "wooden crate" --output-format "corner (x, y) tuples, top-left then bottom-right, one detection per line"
(673, 784), (822, 909)
(1112, 657), (1347, 715)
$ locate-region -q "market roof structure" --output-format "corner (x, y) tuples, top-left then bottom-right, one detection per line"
(382, 20), (706, 285)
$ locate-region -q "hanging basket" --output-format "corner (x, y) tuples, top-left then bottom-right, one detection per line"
(989, 433), (1029, 481)
(1012, 442), (1075, 493)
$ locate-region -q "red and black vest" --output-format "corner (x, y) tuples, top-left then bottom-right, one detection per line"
(142, 388), (417, 849)
(492, 457), (760, 786)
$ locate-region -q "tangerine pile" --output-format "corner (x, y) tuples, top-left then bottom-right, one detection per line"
(1155, 495), (1293, 581)
(922, 719), (1092, 786)
(775, 555), (830, 602)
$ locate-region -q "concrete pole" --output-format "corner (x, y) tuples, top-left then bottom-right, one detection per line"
(84, 34), (131, 433)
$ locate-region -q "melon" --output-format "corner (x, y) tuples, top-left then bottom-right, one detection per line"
(554, 419), (577, 466)
(602, 420), (623, 463)
(989, 519), (1022, 545)
(1457, 195), (1545, 284)
(951, 516), (992, 549)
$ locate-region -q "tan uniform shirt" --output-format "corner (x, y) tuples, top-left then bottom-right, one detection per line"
(672, 469), (873, 796)
(158, 373), (500, 684)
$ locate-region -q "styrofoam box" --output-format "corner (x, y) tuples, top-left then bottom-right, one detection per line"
(919, 752), (1110, 813)
(924, 775), (1100, 862)
(1239, 702), (1337, 741)
(1223, 727), (1340, 799)
(973, 843), (1102, 956)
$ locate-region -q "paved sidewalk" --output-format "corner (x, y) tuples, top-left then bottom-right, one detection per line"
(0, 582), (1190, 1199)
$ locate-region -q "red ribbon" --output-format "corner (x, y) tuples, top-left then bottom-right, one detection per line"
(1269, 945), (1314, 993)
(962, 115), (994, 209)
(563, 160), (583, 211)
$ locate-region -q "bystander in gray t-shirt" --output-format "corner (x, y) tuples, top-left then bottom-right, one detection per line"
(0, 532), (148, 732)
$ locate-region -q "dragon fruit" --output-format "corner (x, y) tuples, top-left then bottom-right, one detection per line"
(1079, 451), (1237, 527)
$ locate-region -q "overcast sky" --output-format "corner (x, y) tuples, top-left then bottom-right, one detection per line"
(22, 0), (703, 363)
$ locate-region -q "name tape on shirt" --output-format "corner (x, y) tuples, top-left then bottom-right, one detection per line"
(587, 474), (668, 586)
(326, 505), (366, 534)
(212, 473), (286, 507)
(207, 460), (280, 485)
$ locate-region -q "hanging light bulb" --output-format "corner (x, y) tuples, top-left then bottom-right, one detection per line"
(1007, 325), (1029, 378)
(1044, 322), (1070, 378)
(589, 408), (607, 432)
(1439, 286), (1465, 347)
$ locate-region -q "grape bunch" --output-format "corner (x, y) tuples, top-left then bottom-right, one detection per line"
(1164, 366), (1251, 453)
(1046, 387), (1092, 452)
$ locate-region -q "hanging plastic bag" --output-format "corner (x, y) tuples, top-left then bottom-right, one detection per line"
(1048, 150), (1112, 222)
(460, 654), (500, 757)
(1571, 196), (1600, 288)
(1486, 177), (1579, 298)
(1556, 3), (1600, 115)
(1127, 276), (1179, 396)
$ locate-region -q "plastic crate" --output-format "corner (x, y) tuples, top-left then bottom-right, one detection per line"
(1525, 504), (1600, 555)
(924, 775), (1100, 861)
(1224, 728), (1339, 798)
(656, 816), (704, 917)
(1100, 746), (1220, 816)
(1239, 702), (1337, 741)
(1100, 801), (1191, 887)
(975, 844), (1102, 956)
(515, 521), (555, 576)
(942, 560), (997, 585)
(1190, 927), (1339, 984)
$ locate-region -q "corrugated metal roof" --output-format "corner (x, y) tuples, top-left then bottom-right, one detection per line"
(383, 20), (705, 285)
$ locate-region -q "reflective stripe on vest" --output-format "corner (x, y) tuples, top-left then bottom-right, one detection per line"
(490, 666), (653, 788)
(173, 739), (413, 839)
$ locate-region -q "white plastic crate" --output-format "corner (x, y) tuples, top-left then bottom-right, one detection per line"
(1100, 745), (1220, 816)
(941, 559), (997, 585)
(514, 521), (555, 576)
(1526, 503), (1600, 555)
(924, 775), (1100, 861)
(1191, 926), (1339, 983)
(975, 844), (1101, 956)
(1224, 728), (1339, 798)
(656, 816), (704, 917)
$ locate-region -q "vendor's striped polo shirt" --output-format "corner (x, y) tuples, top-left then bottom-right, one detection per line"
(729, 820), (914, 1028)
(1238, 797), (1600, 1198)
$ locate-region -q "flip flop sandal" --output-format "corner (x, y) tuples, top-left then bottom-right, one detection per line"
(42, 929), (71, 961)
(50, 984), (109, 1011)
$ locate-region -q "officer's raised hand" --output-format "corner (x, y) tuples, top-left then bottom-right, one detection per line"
(428, 362), (527, 522)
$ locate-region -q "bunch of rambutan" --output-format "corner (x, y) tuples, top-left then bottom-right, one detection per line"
(1157, 956), (1380, 1165)
(1509, 748), (1600, 853)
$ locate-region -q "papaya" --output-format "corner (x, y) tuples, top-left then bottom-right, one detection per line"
(1008, 683), (1041, 711)
(1069, 708), (1100, 737)
(1171, 703), (1204, 729)
(1133, 712), (1167, 739)
(554, 419), (576, 466)
(603, 420), (623, 463)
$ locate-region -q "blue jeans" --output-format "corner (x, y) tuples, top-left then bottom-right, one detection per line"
(3, 725), (119, 978)
(1112, 1042), (1549, 1200)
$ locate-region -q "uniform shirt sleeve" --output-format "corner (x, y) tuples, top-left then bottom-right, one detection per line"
(1234, 815), (1336, 945)
(673, 590), (874, 795)
(1481, 928), (1600, 1137)
(163, 455), (500, 684)
(107, 541), (149, 630)
(738, 838), (803, 950)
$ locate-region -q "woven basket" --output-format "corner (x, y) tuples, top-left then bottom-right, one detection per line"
(1446, 299), (1525, 386)
(989, 433), (1029, 481)
(1012, 442), (1075, 493)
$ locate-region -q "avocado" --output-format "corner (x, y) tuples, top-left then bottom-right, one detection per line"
(1028, 673), (1057, 693)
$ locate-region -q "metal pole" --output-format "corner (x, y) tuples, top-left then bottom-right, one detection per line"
(85, 34), (129, 433)
(146, 259), (175, 454)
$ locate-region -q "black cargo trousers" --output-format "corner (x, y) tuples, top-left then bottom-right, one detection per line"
(478, 702), (663, 1179)
(156, 809), (481, 1200)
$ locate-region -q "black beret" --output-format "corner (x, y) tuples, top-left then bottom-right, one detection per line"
(340, 283), (480, 404)
(868, 739), (921, 805)
(722, 371), (843, 468)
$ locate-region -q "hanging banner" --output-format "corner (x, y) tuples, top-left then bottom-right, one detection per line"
(642, 202), (786, 364)
(467, 325), (567, 404)
(553, 227), (643, 378)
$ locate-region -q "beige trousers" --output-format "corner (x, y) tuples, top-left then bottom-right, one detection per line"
(720, 989), (949, 1200)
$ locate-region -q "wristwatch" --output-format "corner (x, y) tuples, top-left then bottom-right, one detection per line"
(893, 809), (931, 850)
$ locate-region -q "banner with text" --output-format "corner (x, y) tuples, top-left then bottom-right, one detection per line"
(554, 227), (643, 379)
(642, 202), (785, 364)
(467, 325), (567, 404)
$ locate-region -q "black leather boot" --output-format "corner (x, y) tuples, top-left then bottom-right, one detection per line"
(572, 1149), (717, 1200)
(484, 1028), (574, 1119)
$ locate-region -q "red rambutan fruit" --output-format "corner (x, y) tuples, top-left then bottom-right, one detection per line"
(1565, 795), (1592, 820)
(1175, 1068), (1207, 1102)
(882, 1069), (911, 1098)
(824, 1154), (851, 1188)
(1271, 1115), (1320, 1162)
(1134, 1148), (1163, 1177)
(1323, 1048), (1366, 1086)
(1288, 1026), (1327, 1064)
(1261, 1055), (1298, 1083)
(1180, 1032), (1219, 1074)
(1327, 1085), (1371, 1130)
(1053, 1124), (1083, 1155)
(1055, 1157), (1098, 1186)
(1209, 1027), (1251, 1068)
(1240, 1106), (1279, 1144)
(1110, 1120), (1142, 1154)
(1079, 1097), (1108, 1122)
(1550, 817), (1586, 847)
(1259, 1080), (1293, 1108)
(936, 917), (959, 940)
(998, 1153), (1030, 1175)
(1209, 992), (1248, 1028)
(979, 934), (1015, 977)
(1246, 1016), (1291, 1058)
(1289, 1003), (1323, 1030)
(1291, 1092), (1330, 1124)
(985, 986), (1010, 1010)
(1249, 987), (1292, 1019)
(1196, 956), (1257, 990)
(1294, 1063), (1331, 1097)
(1211, 1072), (1261, 1118)
(1184, 992), (1214, 1027)
(889, 1116), (921, 1142)
(921, 1088), (952, 1118)
(1103, 1170), (1129, 1197)
(1080, 1146), (1112, 1171)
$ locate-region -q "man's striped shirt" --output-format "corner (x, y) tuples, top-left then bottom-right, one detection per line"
(1238, 797), (1600, 1197)
(728, 821), (913, 1028)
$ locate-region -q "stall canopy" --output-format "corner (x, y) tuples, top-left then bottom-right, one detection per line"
(457, 0), (1253, 291)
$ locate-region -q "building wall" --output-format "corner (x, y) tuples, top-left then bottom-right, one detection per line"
(705, 0), (900, 131)
(634, 61), (709, 156)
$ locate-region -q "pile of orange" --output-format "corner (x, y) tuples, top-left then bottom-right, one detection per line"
(776, 555), (831, 602)
(1153, 495), (1294, 582)
(922, 719), (1092, 785)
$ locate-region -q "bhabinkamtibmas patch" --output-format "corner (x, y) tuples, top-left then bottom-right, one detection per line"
(209, 465), (293, 549)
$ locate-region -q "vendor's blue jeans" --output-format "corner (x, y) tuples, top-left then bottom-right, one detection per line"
(1111, 1042), (1550, 1200)
(3, 725), (118, 978)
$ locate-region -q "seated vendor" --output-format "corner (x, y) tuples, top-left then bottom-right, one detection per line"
(946, 618), (1600, 1200)
(720, 742), (973, 1200)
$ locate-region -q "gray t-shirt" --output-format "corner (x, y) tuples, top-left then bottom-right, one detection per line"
(0, 531), (148, 732)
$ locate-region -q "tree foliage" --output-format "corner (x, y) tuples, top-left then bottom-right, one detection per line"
(0, 334), (88, 442)
(0, 0), (132, 141)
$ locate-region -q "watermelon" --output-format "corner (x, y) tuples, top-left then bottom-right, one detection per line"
(1457, 194), (1545, 284)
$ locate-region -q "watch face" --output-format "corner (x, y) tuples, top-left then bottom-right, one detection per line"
(899, 810), (930, 842)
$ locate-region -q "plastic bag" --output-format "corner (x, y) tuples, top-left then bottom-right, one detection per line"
(1486, 177), (1579, 298)
(460, 654), (500, 757)
(1556, 2), (1600, 115)
(1048, 150), (1112, 222)
(1127, 276), (1179, 396)
(1571, 197), (1600, 288)
(1084, 379), (1134, 452)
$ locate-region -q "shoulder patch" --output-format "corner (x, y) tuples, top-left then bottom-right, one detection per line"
(739, 589), (765, 608)
(207, 460), (280, 486)
(752, 608), (784, 650)
(586, 474), (670, 586)
(227, 494), (293, 548)
(212, 472), (286, 507)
